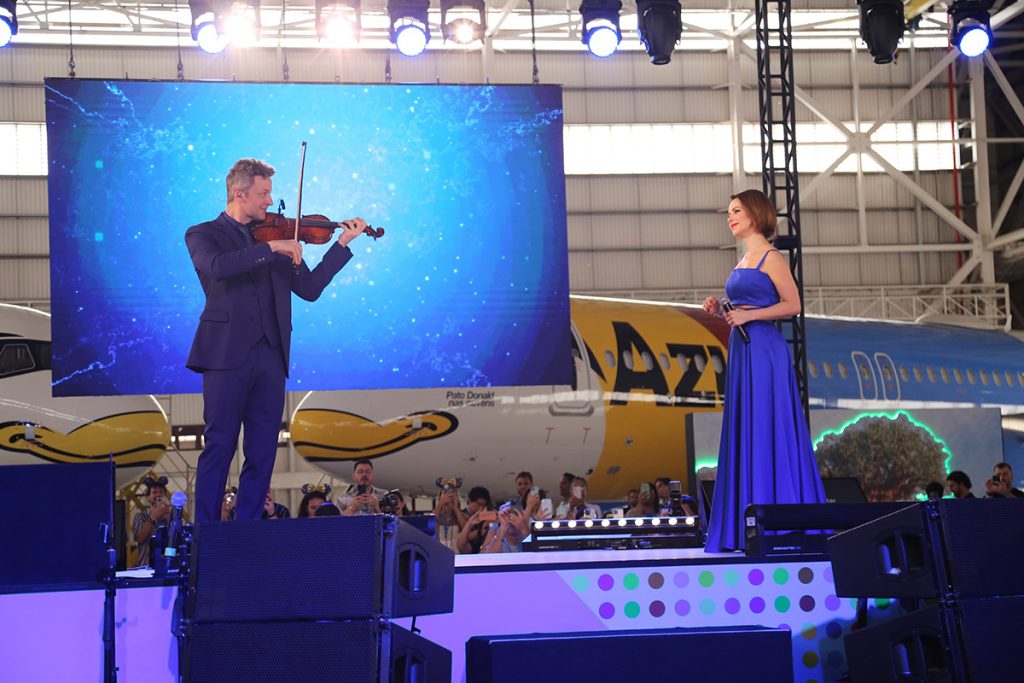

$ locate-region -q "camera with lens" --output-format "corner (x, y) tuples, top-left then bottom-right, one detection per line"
(380, 489), (404, 515)
(435, 477), (463, 493)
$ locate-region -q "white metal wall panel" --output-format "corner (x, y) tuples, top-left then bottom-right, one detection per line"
(568, 251), (596, 290)
(592, 250), (643, 289)
(0, 178), (48, 215)
(566, 214), (593, 250)
(0, 257), (49, 299)
(166, 394), (205, 425)
(0, 85), (46, 122)
(586, 176), (641, 212)
(0, 218), (49, 254)
(641, 250), (694, 289)
(591, 213), (641, 249)
(637, 175), (688, 212)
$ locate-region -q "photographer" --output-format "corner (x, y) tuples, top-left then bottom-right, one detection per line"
(480, 500), (530, 553)
(434, 479), (468, 551)
(132, 476), (171, 567)
(985, 462), (1024, 499)
(338, 460), (388, 515)
(456, 487), (492, 554)
(262, 489), (290, 519)
(297, 483), (332, 518)
(626, 482), (658, 517)
(555, 476), (602, 520)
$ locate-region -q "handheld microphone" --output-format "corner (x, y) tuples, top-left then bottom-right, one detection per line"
(721, 299), (750, 343)
(164, 491), (187, 559)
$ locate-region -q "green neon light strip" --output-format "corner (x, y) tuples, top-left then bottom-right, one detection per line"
(812, 409), (955, 474)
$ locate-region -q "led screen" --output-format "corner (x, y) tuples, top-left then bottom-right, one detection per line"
(45, 79), (571, 396)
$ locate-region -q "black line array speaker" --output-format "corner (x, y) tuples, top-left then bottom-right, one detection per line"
(184, 619), (451, 683)
(189, 515), (454, 622)
(828, 499), (1024, 599)
(467, 627), (793, 683)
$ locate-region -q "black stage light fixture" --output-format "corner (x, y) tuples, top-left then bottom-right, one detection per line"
(635, 0), (682, 66)
(858, 0), (905, 64)
(189, 0), (227, 53)
(949, 0), (994, 58)
(440, 0), (486, 45)
(0, 0), (18, 48)
(388, 0), (431, 56)
(316, 0), (361, 44)
(579, 0), (623, 58)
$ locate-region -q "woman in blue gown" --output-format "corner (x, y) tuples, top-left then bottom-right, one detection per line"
(702, 189), (826, 552)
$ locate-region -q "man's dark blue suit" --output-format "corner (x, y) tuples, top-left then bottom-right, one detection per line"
(185, 212), (352, 523)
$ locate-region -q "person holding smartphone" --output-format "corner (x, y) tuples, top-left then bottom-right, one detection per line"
(555, 476), (602, 520)
(131, 476), (171, 567)
(456, 486), (493, 554)
(338, 460), (388, 515)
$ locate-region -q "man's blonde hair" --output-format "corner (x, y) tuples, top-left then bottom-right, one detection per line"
(226, 158), (275, 203)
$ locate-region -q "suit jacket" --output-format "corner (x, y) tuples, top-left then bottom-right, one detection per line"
(185, 212), (352, 375)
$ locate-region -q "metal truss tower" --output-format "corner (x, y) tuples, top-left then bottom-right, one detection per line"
(754, 0), (809, 420)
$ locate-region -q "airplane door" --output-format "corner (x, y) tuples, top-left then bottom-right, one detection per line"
(550, 324), (595, 416)
(873, 352), (900, 401)
(851, 351), (878, 400)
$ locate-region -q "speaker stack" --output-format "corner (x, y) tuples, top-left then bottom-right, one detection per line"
(828, 499), (1024, 683)
(183, 515), (454, 683)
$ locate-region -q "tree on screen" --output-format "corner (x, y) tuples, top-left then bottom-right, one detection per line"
(815, 414), (947, 502)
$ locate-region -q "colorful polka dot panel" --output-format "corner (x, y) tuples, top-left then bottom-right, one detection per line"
(561, 561), (853, 683)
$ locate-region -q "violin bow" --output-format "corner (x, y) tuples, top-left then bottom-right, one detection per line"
(293, 141), (308, 263)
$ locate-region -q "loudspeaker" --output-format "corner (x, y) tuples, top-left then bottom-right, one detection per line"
(829, 499), (1024, 599)
(743, 502), (913, 557)
(184, 620), (451, 683)
(844, 597), (1024, 683)
(823, 477), (868, 503)
(0, 462), (113, 593)
(190, 515), (454, 622)
(466, 627), (793, 683)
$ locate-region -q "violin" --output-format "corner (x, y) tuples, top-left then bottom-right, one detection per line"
(252, 212), (385, 245)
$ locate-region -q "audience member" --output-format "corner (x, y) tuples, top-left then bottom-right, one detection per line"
(314, 502), (341, 516)
(220, 486), (237, 521)
(557, 472), (575, 509)
(385, 490), (411, 516)
(924, 481), (945, 500)
(514, 471), (534, 510)
(655, 477), (672, 514)
(946, 471), (975, 499)
(480, 502), (530, 553)
(985, 462), (1024, 498)
(132, 476), (171, 567)
(262, 489), (290, 519)
(338, 460), (388, 515)
(297, 484), (332, 518)
(434, 482), (468, 550)
(625, 482), (658, 517)
(456, 487), (493, 554)
(624, 488), (639, 514)
(556, 476), (602, 520)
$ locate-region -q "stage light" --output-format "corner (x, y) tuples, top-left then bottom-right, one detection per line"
(949, 1), (993, 58)
(222, 2), (259, 46)
(635, 0), (681, 65)
(388, 0), (430, 56)
(189, 0), (229, 53)
(0, 0), (17, 49)
(579, 0), (622, 58)
(440, 0), (485, 45)
(857, 0), (904, 64)
(551, 520), (561, 529)
(316, 0), (361, 44)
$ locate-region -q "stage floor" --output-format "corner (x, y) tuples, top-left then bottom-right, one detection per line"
(0, 548), (874, 683)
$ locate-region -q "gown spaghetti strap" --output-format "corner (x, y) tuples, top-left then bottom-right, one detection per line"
(704, 249), (826, 552)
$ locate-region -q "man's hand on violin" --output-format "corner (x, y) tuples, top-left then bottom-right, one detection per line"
(338, 218), (368, 247)
(268, 239), (303, 266)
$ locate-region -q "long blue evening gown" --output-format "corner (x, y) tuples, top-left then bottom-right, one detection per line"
(704, 249), (826, 552)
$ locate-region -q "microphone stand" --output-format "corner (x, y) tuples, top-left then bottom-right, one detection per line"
(102, 454), (119, 683)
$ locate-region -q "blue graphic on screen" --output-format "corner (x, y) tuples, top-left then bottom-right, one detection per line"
(45, 79), (571, 396)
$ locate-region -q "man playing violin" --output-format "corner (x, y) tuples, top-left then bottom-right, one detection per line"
(185, 158), (367, 524)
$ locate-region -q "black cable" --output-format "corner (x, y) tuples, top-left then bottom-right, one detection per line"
(67, 0), (76, 78)
(528, 0), (539, 84)
(174, 0), (185, 81)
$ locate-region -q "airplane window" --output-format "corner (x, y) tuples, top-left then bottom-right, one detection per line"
(823, 362), (833, 378)
(993, 372), (1002, 387)
(808, 361), (818, 378)
(659, 353), (670, 370)
(913, 366), (922, 382)
(859, 362), (870, 381)
(641, 351), (654, 371)
(953, 369), (963, 384)
(979, 371), (989, 385)
(693, 355), (706, 373)
(623, 350), (635, 371)
(967, 369), (976, 384)
(940, 368), (950, 384)
(1018, 372), (1024, 387)
(711, 354), (724, 374)
(0, 343), (35, 377)
(676, 353), (690, 370)
(604, 350), (616, 369)
(838, 362), (848, 379)
(882, 365), (893, 382)
(927, 367), (936, 383)
(1006, 372), (1015, 387)
(898, 365), (909, 381)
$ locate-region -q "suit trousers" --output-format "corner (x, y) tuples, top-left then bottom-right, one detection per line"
(195, 336), (287, 523)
